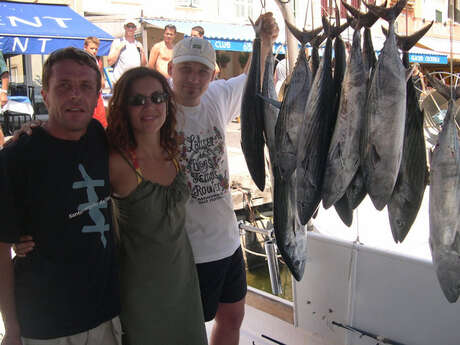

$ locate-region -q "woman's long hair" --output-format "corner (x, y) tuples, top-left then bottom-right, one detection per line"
(106, 67), (178, 160)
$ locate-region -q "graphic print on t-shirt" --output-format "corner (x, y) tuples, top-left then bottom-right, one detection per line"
(72, 164), (110, 247)
(180, 126), (229, 204)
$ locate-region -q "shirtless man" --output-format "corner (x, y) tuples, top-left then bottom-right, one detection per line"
(189, 26), (220, 78)
(148, 25), (176, 79)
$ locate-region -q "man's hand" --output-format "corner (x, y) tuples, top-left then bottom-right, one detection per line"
(12, 236), (35, 258)
(0, 92), (7, 107)
(1, 331), (23, 345)
(4, 120), (42, 145)
(256, 12), (279, 45)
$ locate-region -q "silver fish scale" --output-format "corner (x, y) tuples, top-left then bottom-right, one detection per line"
(362, 22), (406, 211)
(429, 101), (460, 303)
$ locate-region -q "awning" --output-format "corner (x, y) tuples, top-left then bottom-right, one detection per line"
(408, 46), (448, 65)
(370, 33), (449, 65)
(0, 2), (113, 55)
(143, 18), (286, 54)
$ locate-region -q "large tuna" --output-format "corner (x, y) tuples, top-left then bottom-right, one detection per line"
(361, 0), (408, 210)
(274, 21), (322, 180)
(429, 100), (460, 303)
(273, 167), (307, 281)
(241, 19), (265, 191)
(341, 0), (386, 79)
(386, 23), (433, 243)
(296, 16), (336, 225)
(261, 51), (279, 159)
(323, 19), (367, 210)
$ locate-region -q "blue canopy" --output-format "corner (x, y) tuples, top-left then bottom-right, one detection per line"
(0, 2), (113, 55)
(144, 18), (287, 54)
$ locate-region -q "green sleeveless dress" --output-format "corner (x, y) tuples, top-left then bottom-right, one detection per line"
(113, 160), (207, 345)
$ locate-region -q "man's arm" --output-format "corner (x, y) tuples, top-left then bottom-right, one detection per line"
(135, 42), (147, 66)
(148, 43), (161, 70)
(1, 71), (9, 107)
(0, 242), (22, 345)
(107, 40), (125, 67)
(243, 13), (279, 79)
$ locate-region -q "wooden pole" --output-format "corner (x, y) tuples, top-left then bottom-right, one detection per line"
(273, 0), (299, 75)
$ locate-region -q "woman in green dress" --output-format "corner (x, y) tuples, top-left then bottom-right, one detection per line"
(106, 67), (207, 345)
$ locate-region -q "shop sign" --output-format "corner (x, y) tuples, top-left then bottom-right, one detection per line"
(208, 39), (285, 54)
(409, 53), (448, 65)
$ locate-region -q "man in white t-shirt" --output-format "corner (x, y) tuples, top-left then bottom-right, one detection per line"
(168, 13), (278, 345)
(108, 19), (147, 83)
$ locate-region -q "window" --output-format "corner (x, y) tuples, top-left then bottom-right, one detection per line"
(435, 9), (442, 23)
(234, 0), (253, 19)
(448, 0), (460, 23)
(176, 0), (201, 8)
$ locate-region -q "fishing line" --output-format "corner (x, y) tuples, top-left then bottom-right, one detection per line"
(449, 0), (454, 101)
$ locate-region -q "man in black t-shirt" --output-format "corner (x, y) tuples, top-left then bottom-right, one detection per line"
(0, 48), (120, 345)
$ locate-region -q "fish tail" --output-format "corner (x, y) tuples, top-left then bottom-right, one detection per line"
(382, 21), (434, 52)
(284, 20), (322, 46)
(363, 0), (408, 23)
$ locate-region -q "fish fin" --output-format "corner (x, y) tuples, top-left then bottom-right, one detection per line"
(426, 74), (451, 100)
(342, 0), (379, 28)
(285, 20), (323, 45)
(322, 16), (332, 37)
(383, 22), (434, 52)
(257, 93), (282, 109)
(363, 0), (407, 23)
(311, 33), (327, 48)
(334, 194), (353, 227)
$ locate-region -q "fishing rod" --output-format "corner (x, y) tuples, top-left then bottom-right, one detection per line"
(331, 321), (407, 345)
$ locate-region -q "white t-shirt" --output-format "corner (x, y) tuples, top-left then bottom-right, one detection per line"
(275, 58), (287, 96)
(112, 39), (141, 82)
(176, 74), (246, 264)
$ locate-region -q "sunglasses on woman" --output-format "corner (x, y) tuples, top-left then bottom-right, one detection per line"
(128, 92), (169, 106)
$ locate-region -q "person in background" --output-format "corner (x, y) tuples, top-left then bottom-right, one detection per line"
(0, 50), (9, 146)
(0, 47), (121, 345)
(274, 57), (287, 98)
(108, 19), (147, 84)
(190, 25), (205, 39)
(190, 26), (220, 77)
(168, 13), (278, 345)
(107, 67), (207, 345)
(84, 36), (107, 128)
(412, 62), (426, 100)
(148, 24), (177, 79)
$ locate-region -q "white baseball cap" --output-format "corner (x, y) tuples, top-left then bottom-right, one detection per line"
(172, 37), (216, 71)
(123, 18), (138, 27)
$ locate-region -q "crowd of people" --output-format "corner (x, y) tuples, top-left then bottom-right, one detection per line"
(0, 12), (279, 345)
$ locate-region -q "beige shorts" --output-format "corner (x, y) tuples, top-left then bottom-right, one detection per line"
(22, 317), (122, 345)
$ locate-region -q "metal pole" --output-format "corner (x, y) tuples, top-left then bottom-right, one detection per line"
(265, 239), (283, 295)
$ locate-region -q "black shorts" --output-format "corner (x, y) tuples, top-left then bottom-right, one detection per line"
(196, 246), (247, 322)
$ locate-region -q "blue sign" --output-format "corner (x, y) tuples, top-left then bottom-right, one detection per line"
(376, 50), (448, 65)
(0, 2), (113, 55)
(409, 52), (448, 65)
(208, 39), (286, 54)
(0, 36), (112, 56)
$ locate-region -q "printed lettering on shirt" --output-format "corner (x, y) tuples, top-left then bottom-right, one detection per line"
(71, 164), (109, 248)
(180, 126), (229, 204)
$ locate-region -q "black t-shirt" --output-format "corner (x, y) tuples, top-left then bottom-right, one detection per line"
(0, 120), (120, 339)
